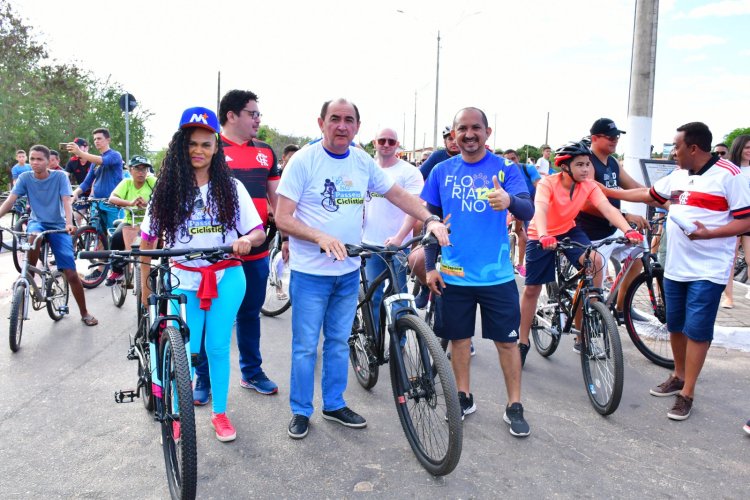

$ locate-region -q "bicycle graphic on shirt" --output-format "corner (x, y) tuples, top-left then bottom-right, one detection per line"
(321, 178), (339, 212)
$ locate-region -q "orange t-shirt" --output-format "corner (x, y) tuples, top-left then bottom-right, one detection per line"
(527, 174), (608, 240)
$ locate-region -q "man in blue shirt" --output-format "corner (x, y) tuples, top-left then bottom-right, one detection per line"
(0, 145), (97, 326)
(419, 126), (461, 180)
(11, 150), (31, 187)
(422, 107), (534, 437)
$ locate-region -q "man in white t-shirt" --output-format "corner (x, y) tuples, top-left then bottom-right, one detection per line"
(535, 145), (551, 175)
(275, 99), (449, 440)
(363, 127), (424, 328)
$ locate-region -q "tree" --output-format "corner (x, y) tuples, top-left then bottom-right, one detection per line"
(515, 145), (541, 164)
(724, 127), (750, 149)
(0, 0), (150, 186)
(256, 124), (312, 159)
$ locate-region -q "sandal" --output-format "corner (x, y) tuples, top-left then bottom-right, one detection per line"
(81, 314), (99, 326)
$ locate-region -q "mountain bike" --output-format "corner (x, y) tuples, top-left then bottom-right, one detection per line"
(80, 245), (236, 500)
(260, 229), (290, 317)
(348, 233), (462, 476)
(3, 226), (70, 352)
(531, 237), (625, 416)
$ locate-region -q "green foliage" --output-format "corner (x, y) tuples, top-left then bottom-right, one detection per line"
(0, 0), (150, 186)
(515, 145), (541, 164)
(150, 148), (168, 173)
(362, 141), (375, 156)
(257, 124), (312, 160)
(724, 127), (750, 149)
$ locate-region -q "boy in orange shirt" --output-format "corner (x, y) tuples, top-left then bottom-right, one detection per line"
(518, 140), (642, 365)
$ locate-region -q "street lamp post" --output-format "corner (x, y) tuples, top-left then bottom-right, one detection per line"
(433, 30), (440, 150)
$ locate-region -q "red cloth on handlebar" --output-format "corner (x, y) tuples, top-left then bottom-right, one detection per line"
(624, 230), (644, 242)
(173, 260), (241, 310)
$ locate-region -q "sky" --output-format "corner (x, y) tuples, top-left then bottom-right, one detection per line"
(13, 0), (750, 154)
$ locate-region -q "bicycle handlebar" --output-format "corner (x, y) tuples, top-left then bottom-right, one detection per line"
(344, 232), (439, 257)
(556, 236), (630, 250)
(78, 245), (235, 261)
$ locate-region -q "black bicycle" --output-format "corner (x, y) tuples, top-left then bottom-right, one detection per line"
(79, 245), (236, 500)
(73, 198), (114, 288)
(531, 237), (625, 416)
(347, 233), (462, 476)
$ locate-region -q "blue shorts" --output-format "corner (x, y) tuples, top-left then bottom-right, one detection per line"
(26, 221), (76, 271)
(524, 226), (590, 286)
(437, 280), (520, 343)
(663, 278), (724, 342)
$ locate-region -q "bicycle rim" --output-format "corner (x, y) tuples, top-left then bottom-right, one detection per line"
(75, 226), (108, 288)
(624, 271), (674, 369)
(12, 217), (28, 273)
(531, 282), (560, 357)
(349, 287), (378, 389)
(159, 326), (197, 500)
(9, 285), (26, 352)
(46, 271), (70, 321)
(580, 301), (623, 415)
(260, 251), (291, 317)
(389, 315), (462, 476)
(111, 276), (126, 307)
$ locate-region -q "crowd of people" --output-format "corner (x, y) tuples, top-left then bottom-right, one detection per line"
(3, 92), (750, 450)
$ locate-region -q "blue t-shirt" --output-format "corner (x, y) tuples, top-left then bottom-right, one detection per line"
(419, 149), (452, 180)
(11, 163), (32, 180)
(515, 162), (541, 198)
(79, 148), (124, 198)
(421, 152), (529, 286)
(12, 170), (72, 228)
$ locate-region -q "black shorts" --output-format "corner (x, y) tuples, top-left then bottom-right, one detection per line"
(437, 280), (520, 343)
(525, 226), (590, 286)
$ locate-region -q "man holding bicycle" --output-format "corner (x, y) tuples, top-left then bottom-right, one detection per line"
(0, 145), (97, 326)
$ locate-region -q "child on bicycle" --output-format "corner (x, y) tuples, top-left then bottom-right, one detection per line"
(0, 145), (97, 326)
(106, 155), (156, 285)
(518, 140), (641, 365)
(139, 107), (265, 442)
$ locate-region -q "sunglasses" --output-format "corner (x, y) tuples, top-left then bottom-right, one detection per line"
(716, 151), (726, 156)
(377, 138), (397, 146)
(596, 134), (620, 141)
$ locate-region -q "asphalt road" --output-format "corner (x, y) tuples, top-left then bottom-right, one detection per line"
(0, 250), (748, 499)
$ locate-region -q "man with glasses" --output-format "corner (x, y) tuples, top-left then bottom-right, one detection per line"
(713, 143), (729, 158)
(192, 90), (282, 407)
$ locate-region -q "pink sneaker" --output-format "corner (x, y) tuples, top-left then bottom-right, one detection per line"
(516, 265), (527, 277)
(211, 412), (237, 442)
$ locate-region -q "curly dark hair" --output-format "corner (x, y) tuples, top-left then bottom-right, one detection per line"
(148, 127), (239, 246)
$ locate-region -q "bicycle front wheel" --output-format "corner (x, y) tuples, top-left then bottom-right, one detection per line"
(45, 271), (70, 320)
(137, 315), (154, 412)
(74, 226), (108, 289)
(580, 301), (623, 416)
(623, 269), (674, 369)
(389, 315), (462, 476)
(531, 282), (561, 357)
(159, 326), (197, 500)
(9, 284), (26, 352)
(349, 286), (379, 390)
(261, 251), (291, 317)
(11, 216), (28, 273)
(111, 262), (128, 307)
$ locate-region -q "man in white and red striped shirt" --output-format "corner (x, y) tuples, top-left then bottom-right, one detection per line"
(600, 122), (750, 421)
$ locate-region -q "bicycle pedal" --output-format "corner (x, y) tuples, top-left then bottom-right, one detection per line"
(58, 305), (69, 315)
(114, 389), (138, 403)
(126, 346), (138, 361)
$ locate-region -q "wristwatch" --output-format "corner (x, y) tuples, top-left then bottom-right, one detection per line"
(424, 215), (441, 228)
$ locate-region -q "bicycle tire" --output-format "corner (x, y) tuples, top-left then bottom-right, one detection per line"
(531, 282), (561, 357)
(45, 271), (70, 321)
(580, 301), (623, 416)
(623, 270), (674, 369)
(508, 232), (517, 268)
(135, 264), (143, 323)
(137, 316), (154, 412)
(261, 250), (291, 317)
(0, 224), (5, 252)
(74, 226), (108, 288)
(389, 315), (462, 476)
(349, 286), (379, 390)
(111, 262), (128, 307)
(9, 284), (26, 352)
(11, 216), (28, 273)
(159, 326), (197, 500)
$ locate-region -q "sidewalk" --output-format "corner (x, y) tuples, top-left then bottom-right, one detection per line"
(713, 279), (750, 351)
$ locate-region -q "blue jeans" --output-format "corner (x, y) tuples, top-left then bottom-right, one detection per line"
(289, 269), (359, 417)
(195, 256), (269, 382)
(364, 252), (409, 332)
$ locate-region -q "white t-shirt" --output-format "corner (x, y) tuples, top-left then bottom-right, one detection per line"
(362, 159), (423, 246)
(650, 158), (750, 285)
(535, 157), (550, 175)
(276, 142), (394, 276)
(141, 179), (262, 290)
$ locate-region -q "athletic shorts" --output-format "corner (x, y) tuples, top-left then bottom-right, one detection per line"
(663, 277), (724, 342)
(525, 226), (590, 286)
(26, 220), (75, 271)
(437, 280), (520, 343)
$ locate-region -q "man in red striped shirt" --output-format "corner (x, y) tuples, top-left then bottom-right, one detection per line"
(600, 122), (750, 421)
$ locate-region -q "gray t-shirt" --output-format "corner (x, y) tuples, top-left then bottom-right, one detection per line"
(12, 170), (72, 228)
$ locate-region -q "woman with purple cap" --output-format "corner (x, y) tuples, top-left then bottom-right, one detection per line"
(139, 106), (265, 442)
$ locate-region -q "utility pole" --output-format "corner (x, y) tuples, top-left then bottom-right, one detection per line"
(216, 71), (221, 112)
(624, 0), (659, 216)
(413, 90), (417, 162)
(545, 112), (550, 146)
(433, 30), (441, 150)
(493, 113), (497, 152)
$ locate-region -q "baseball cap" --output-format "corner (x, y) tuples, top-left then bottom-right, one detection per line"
(442, 126), (452, 138)
(128, 155), (152, 169)
(590, 118), (626, 137)
(179, 106), (220, 133)
(73, 137), (88, 147)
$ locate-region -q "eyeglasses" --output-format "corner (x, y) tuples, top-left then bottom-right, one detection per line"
(377, 138), (397, 146)
(596, 134), (620, 141)
(715, 151), (726, 156)
(240, 109), (262, 120)
(130, 165), (150, 171)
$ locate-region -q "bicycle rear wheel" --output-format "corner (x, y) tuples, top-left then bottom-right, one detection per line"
(531, 282), (561, 357)
(580, 301), (623, 416)
(111, 262), (128, 307)
(74, 226), (108, 288)
(261, 250), (291, 317)
(45, 270), (70, 320)
(9, 284), (26, 352)
(389, 315), (462, 476)
(623, 270), (674, 369)
(159, 326), (197, 500)
(349, 286), (379, 390)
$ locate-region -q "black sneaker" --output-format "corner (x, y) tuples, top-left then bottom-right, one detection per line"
(519, 342), (530, 368)
(503, 402), (531, 437)
(322, 406), (367, 428)
(288, 414), (309, 439)
(85, 269), (103, 281)
(458, 391), (476, 420)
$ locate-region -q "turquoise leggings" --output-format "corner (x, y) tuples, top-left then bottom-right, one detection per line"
(172, 265), (245, 414)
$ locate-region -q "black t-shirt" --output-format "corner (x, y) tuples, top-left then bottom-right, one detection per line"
(575, 155), (621, 240)
(65, 158), (93, 188)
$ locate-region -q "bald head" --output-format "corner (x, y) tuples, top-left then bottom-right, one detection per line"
(373, 127), (400, 162)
